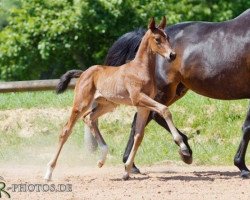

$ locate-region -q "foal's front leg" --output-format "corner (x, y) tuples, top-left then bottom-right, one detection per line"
(137, 93), (190, 157)
(123, 107), (150, 180)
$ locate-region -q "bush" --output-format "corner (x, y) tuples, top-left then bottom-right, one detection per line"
(0, 0), (249, 80)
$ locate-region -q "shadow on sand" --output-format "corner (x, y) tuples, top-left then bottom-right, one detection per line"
(157, 170), (241, 182)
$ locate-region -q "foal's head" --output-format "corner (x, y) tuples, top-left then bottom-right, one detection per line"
(148, 17), (176, 62)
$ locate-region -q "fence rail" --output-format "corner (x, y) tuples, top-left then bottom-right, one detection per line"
(0, 78), (97, 152)
(0, 79), (77, 93)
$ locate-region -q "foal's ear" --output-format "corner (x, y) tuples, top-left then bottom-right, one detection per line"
(158, 16), (167, 29)
(148, 17), (156, 31)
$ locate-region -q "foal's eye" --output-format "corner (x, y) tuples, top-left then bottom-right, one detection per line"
(155, 38), (161, 44)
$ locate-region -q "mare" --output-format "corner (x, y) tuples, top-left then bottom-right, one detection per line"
(44, 17), (189, 180)
(104, 9), (250, 177)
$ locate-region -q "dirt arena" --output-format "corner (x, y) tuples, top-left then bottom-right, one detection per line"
(1, 163), (250, 200)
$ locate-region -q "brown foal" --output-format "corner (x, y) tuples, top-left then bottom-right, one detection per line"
(44, 17), (188, 180)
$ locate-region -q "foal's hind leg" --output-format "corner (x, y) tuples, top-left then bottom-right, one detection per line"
(44, 107), (84, 181)
(83, 103), (116, 167)
(44, 90), (94, 181)
(234, 103), (250, 177)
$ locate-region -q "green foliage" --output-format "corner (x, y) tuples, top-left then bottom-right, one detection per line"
(0, 0), (138, 80)
(133, 0), (250, 23)
(0, 0), (20, 29)
(0, 0), (249, 80)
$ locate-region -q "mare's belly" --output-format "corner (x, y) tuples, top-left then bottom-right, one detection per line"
(183, 77), (250, 100)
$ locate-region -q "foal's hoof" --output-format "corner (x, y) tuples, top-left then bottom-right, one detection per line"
(122, 173), (130, 181)
(97, 160), (104, 168)
(131, 166), (141, 174)
(241, 170), (250, 178)
(179, 149), (192, 164)
(44, 165), (53, 181)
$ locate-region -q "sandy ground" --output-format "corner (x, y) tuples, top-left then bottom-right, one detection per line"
(1, 164), (250, 200)
(1, 108), (250, 199)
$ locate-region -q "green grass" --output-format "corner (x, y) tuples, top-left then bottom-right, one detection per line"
(0, 90), (249, 167)
(0, 90), (73, 109)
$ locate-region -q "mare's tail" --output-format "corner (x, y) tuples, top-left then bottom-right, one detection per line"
(56, 70), (83, 94)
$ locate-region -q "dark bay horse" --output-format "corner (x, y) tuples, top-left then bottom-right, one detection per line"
(105, 9), (250, 177)
(45, 17), (188, 180)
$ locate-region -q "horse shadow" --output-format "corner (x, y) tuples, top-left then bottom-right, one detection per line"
(109, 170), (243, 182)
(156, 170), (241, 182)
(110, 175), (150, 182)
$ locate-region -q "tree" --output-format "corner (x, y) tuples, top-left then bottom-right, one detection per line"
(0, 0), (249, 81)
(0, 0), (139, 80)
(0, 0), (20, 29)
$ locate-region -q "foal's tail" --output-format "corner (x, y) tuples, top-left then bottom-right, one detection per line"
(56, 70), (83, 94)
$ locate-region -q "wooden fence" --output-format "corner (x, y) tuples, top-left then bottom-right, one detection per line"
(0, 78), (98, 151)
(0, 79), (77, 93)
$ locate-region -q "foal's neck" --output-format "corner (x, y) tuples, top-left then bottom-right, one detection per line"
(133, 31), (156, 76)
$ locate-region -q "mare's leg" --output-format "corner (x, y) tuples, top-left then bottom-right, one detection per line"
(123, 108), (150, 180)
(234, 103), (250, 177)
(84, 103), (117, 167)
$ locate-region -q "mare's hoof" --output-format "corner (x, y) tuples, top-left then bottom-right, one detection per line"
(97, 160), (104, 168)
(122, 173), (130, 181)
(179, 149), (192, 164)
(241, 170), (250, 178)
(131, 166), (141, 174)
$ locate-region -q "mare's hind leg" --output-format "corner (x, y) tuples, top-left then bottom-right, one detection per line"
(83, 103), (117, 167)
(123, 107), (150, 180)
(234, 103), (250, 177)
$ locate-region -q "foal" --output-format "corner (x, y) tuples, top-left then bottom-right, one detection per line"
(44, 17), (188, 180)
